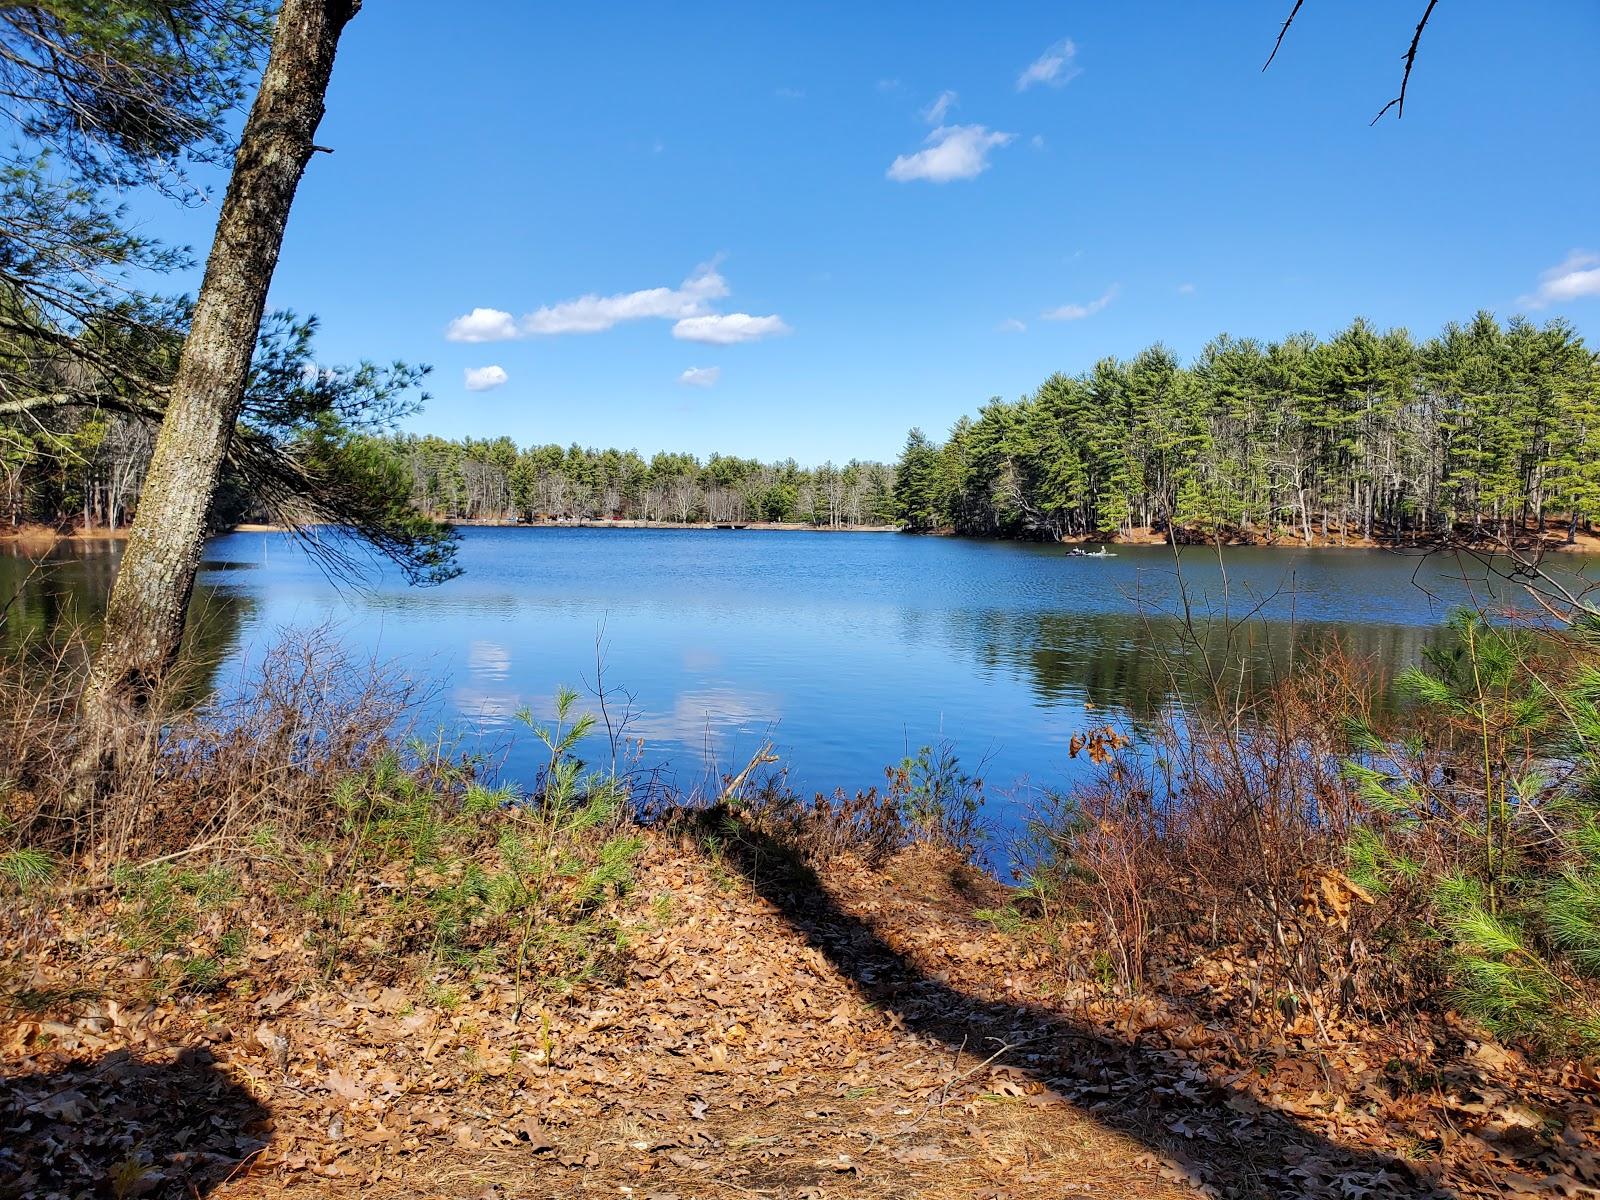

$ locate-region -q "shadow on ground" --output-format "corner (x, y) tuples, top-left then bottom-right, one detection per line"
(689, 809), (1451, 1200)
(0, 1046), (268, 1198)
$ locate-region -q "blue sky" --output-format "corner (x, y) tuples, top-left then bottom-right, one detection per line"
(138, 1), (1600, 464)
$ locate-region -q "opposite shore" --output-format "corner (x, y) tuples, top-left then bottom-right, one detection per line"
(5, 518), (1600, 554)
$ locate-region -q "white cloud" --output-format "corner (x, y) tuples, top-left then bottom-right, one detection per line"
(445, 262), (738, 341)
(673, 313), (791, 344)
(1520, 250), (1600, 308)
(997, 317), (1027, 333)
(876, 78), (903, 93)
(1042, 285), (1119, 321)
(922, 89), (958, 123)
(1017, 38), (1081, 91)
(522, 262), (728, 335)
(1176, 282), (1197, 295)
(679, 366), (721, 387)
(775, 86), (805, 100)
(445, 307), (518, 343)
(463, 365), (508, 391)
(887, 124), (1014, 183)
(1030, 134), (1046, 149)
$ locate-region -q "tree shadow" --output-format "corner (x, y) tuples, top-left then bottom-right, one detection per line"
(688, 810), (1453, 1200)
(0, 1046), (269, 1198)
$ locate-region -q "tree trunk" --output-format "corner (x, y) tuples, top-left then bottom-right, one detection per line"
(78, 0), (359, 737)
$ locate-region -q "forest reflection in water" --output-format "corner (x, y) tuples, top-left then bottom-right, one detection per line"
(938, 605), (1451, 723)
(1, 539), (255, 705)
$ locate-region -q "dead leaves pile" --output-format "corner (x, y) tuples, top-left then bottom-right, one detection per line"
(2, 833), (1596, 1199)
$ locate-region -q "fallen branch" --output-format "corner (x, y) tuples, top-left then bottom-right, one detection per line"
(721, 740), (779, 805)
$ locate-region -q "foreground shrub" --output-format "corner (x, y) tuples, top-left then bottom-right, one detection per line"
(891, 739), (987, 857)
(2, 630), (415, 862)
(1344, 610), (1600, 1052)
(655, 734), (988, 879)
(1017, 646), (1380, 1018)
(0, 638), (640, 1002)
(1013, 612), (1600, 1055)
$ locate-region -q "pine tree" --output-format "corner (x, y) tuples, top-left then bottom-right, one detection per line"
(893, 428), (941, 531)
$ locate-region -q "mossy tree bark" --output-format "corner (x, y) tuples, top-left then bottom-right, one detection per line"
(78, 0), (360, 747)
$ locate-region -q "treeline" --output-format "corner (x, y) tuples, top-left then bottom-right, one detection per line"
(15, 310), (1598, 545)
(2, 414), (154, 532)
(388, 436), (899, 528)
(895, 312), (1600, 543)
(1, 419), (898, 533)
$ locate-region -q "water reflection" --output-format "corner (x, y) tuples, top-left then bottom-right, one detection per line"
(1, 542), (254, 699)
(948, 607), (1451, 720)
(1, 530), (1579, 802)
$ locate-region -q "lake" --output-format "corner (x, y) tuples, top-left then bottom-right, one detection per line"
(3, 528), (1590, 818)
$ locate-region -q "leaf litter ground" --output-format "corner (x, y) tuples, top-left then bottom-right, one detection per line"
(4, 835), (1596, 1199)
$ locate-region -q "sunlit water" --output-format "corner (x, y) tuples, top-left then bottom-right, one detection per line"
(5, 528), (1592, 828)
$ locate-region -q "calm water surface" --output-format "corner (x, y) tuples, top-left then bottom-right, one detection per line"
(5, 528), (1592, 812)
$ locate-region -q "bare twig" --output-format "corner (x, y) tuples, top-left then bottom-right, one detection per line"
(1372, 0), (1439, 123)
(1263, 0), (1440, 122)
(933, 1035), (1027, 1110)
(1262, 0), (1307, 71)
(583, 621), (639, 780)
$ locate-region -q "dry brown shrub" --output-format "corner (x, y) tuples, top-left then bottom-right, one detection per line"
(1, 632), (648, 1002)
(732, 777), (907, 867)
(660, 740), (988, 872)
(1, 628), (423, 868)
(1025, 642), (1393, 1026)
